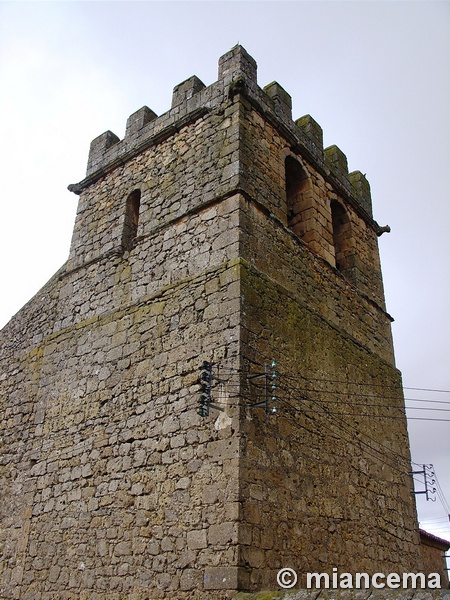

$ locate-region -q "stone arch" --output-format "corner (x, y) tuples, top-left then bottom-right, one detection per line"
(285, 155), (311, 239)
(122, 189), (141, 251)
(331, 199), (354, 276)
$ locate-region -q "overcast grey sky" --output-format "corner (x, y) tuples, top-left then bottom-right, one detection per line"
(1, 0), (449, 542)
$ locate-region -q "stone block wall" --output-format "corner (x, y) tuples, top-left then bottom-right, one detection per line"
(238, 106), (387, 310)
(238, 260), (420, 588)
(1, 114), (245, 596)
(1, 261), (243, 598)
(0, 45), (426, 598)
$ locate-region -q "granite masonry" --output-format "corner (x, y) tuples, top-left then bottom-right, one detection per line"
(1, 46), (447, 598)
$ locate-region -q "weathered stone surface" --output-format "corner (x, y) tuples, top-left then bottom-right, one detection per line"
(0, 46), (443, 599)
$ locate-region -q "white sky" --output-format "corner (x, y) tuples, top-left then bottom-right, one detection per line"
(1, 1), (449, 545)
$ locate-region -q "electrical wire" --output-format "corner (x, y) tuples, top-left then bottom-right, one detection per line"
(211, 361), (450, 392)
(238, 381), (449, 514)
(235, 371), (437, 486)
(435, 474), (450, 516)
(209, 383), (450, 422)
(7, 360), (449, 514)
(269, 369), (450, 394)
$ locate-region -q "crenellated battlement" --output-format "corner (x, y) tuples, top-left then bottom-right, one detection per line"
(66, 44), (390, 312)
(125, 105), (157, 138)
(71, 45), (379, 227)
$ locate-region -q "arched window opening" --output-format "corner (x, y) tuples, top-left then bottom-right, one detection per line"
(123, 189), (141, 251)
(285, 156), (309, 237)
(331, 200), (352, 273)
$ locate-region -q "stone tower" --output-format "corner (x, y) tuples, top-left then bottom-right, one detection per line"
(1, 46), (422, 598)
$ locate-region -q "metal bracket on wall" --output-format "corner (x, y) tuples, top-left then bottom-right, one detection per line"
(412, 464), (437, 501)
(248, 360), (277, 415)
(197, 361), (225, 418)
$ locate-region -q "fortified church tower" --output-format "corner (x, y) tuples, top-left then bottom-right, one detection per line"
(1, 46), (423, 598)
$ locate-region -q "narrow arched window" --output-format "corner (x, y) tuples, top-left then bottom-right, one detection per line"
(331, 200), (352, 274)
(285, 156), (309, 238)
(122, 189), (141, 251)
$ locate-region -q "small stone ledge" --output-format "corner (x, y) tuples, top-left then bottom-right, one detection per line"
(204, 566), (245, 590)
